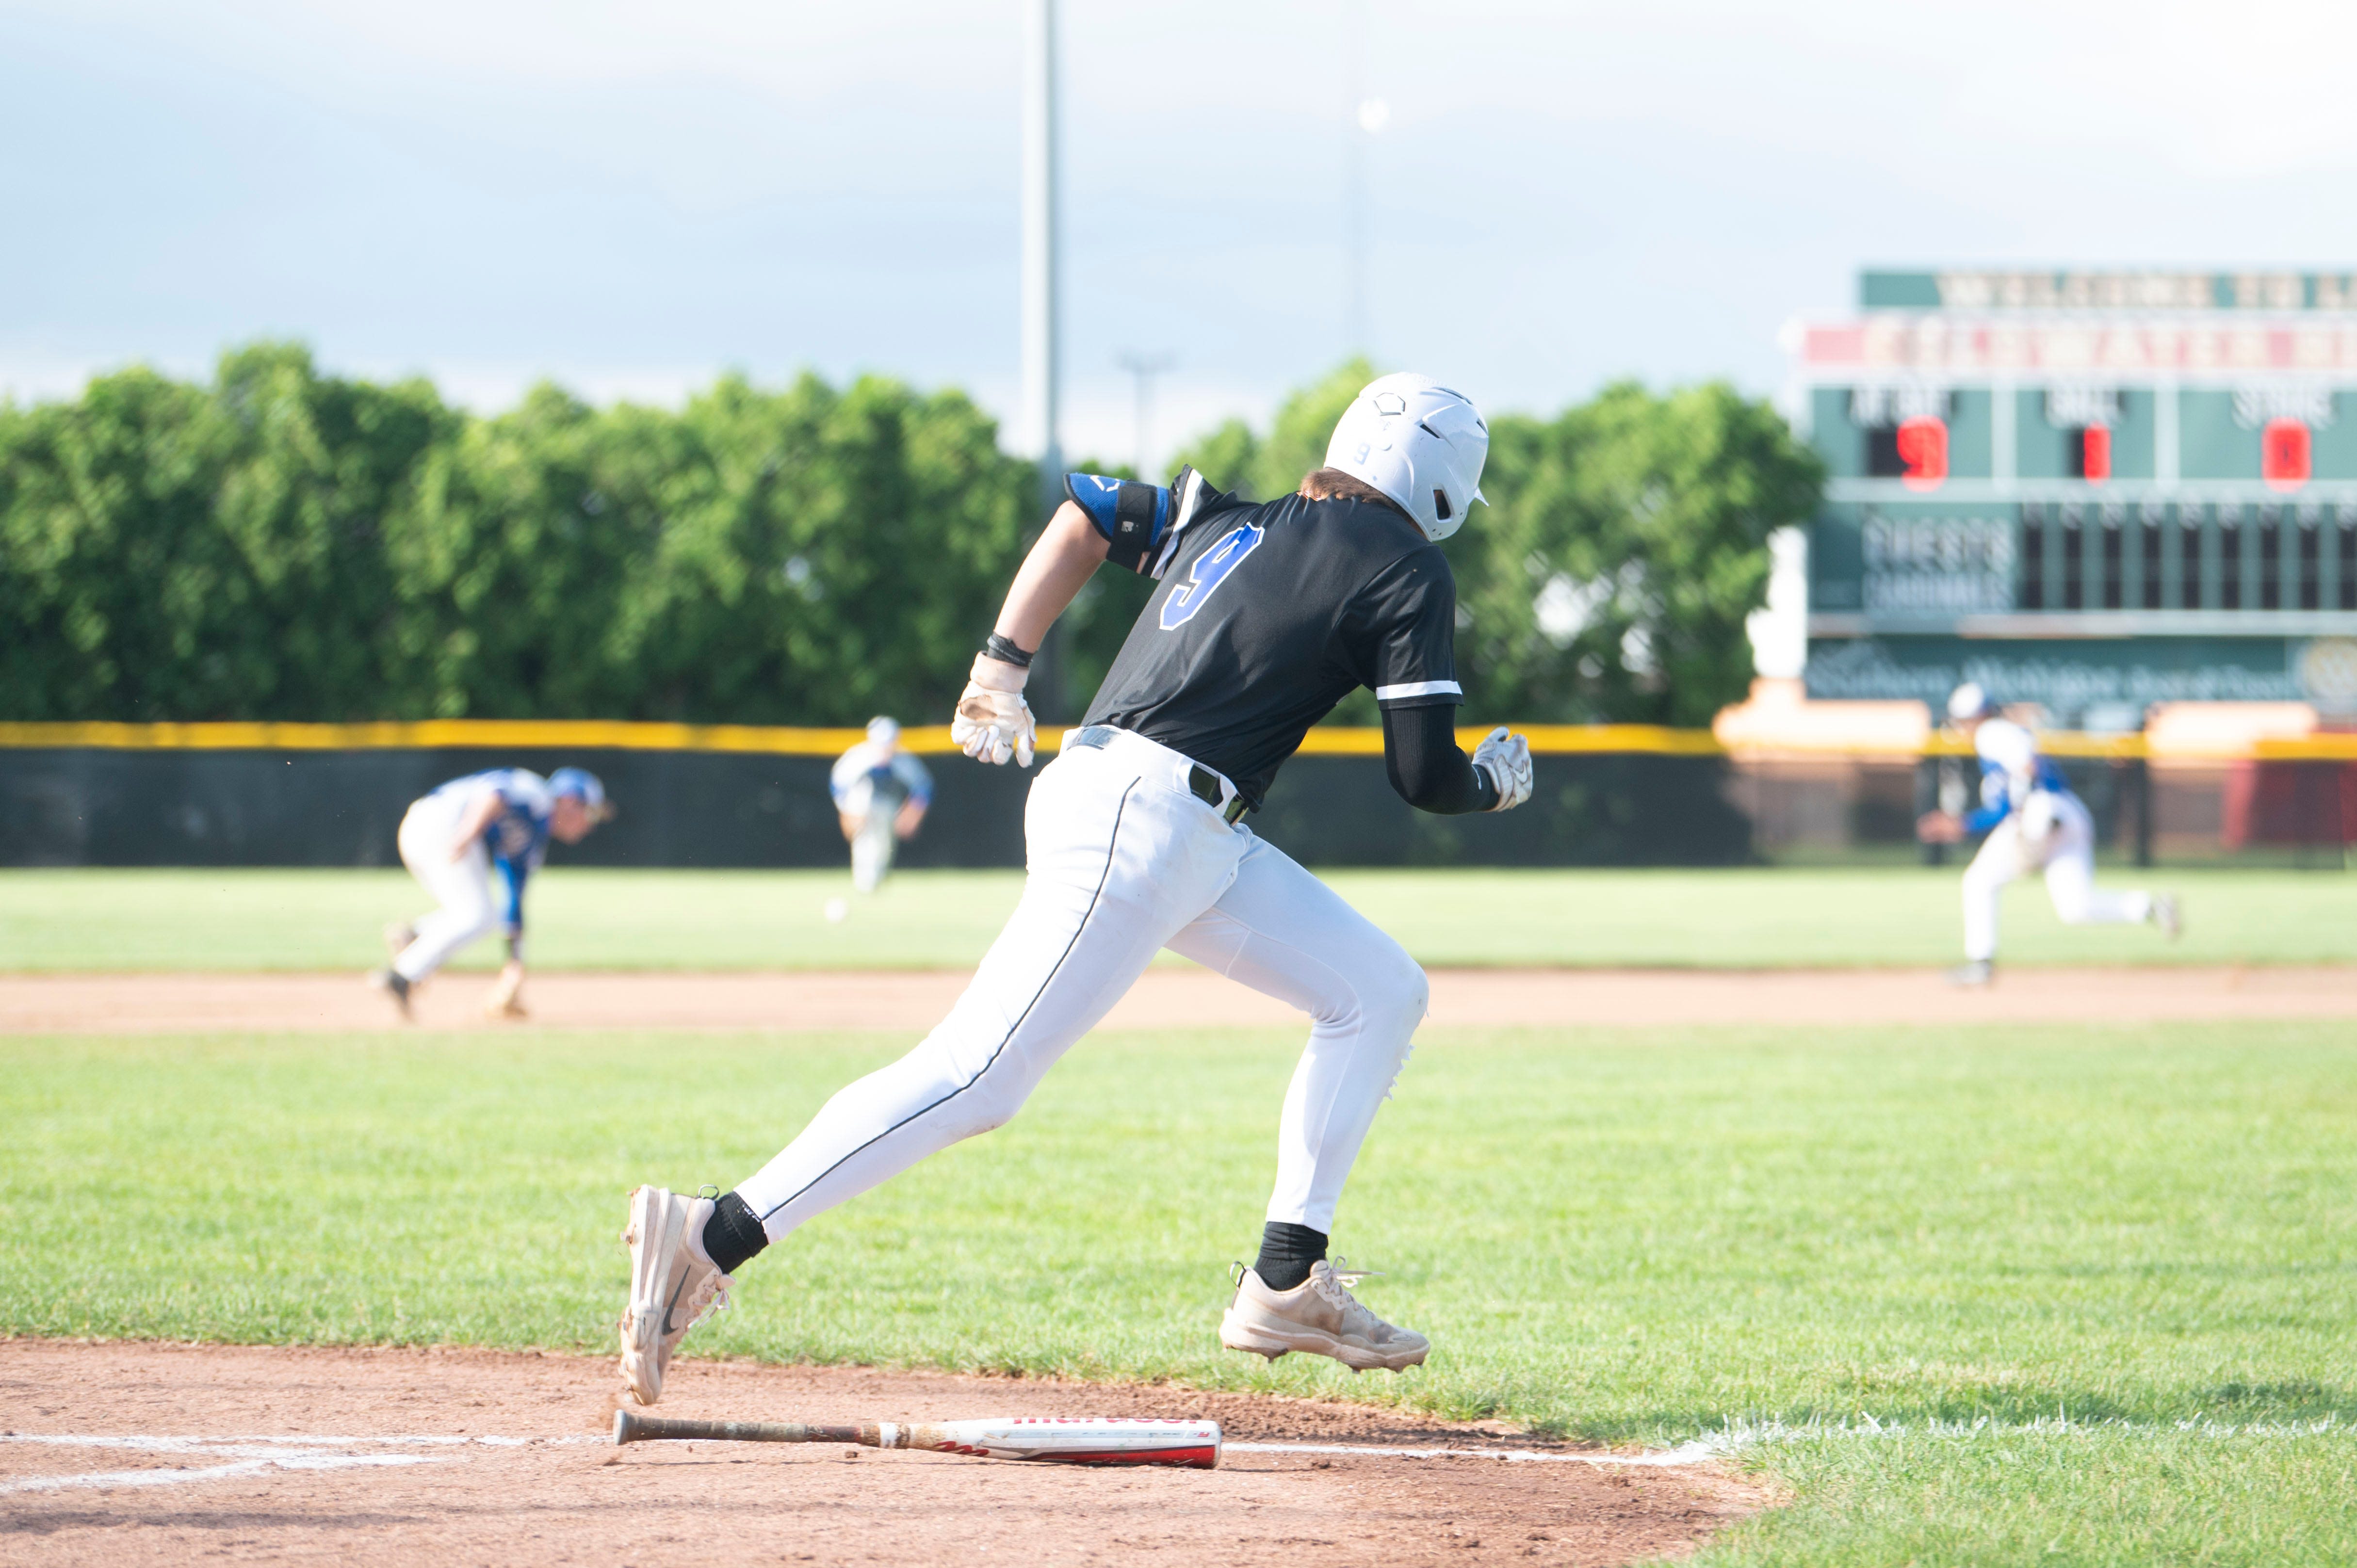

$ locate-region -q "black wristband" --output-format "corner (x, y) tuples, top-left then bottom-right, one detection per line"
(1469, 759), (1502, 811)
(983, 633), (1035, 668)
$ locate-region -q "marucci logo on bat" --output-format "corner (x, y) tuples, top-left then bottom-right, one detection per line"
(1159, 523), (1266, 630)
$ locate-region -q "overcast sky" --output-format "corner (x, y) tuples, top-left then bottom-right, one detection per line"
(8, 0), (2357, 468)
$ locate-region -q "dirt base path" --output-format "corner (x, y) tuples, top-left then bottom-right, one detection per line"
(0, 1341), (1765, 1567)
(3, 964), (2355, 1034)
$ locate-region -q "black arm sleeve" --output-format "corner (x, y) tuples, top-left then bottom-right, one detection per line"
(1383, 703), (1499, 814)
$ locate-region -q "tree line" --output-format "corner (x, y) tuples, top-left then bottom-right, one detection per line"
(0, 344), (1821, 728)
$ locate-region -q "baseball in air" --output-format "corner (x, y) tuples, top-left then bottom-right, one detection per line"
(824, 897), (848, 923)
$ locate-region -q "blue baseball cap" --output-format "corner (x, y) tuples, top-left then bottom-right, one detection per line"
(548, 767), (615, 821)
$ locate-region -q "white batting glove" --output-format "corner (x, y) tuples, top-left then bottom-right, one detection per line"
(951, 652), (1037, 768)
(1471, 726), (1533, 812)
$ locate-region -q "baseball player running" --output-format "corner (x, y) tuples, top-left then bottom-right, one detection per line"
(1917, 683), (2178, 985)
(372, 766), (614, 1019)
(620, 373), (1533, 1402)
(829, 716), (934, 893)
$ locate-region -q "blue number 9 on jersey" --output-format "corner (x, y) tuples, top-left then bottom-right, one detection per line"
(1158, 522), (1266, 630)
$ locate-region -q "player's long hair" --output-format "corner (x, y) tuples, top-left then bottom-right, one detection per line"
(1297, 468), (1411, 519)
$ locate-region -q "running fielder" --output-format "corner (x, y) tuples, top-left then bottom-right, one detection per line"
(619, 373), (1532, 1401)
(829, 716), (933, 893)
(372, 766), (614, 1019)
(1917, 683), (2178, 985)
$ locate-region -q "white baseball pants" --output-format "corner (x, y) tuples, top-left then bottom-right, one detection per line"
(391, 793), (499, 982)
(1962, 792), (2152, 962)
(736, 727), (1428, 1241)
(847, 790), (898, 893)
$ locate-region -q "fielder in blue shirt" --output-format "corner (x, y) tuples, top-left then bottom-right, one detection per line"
(373, 766), (614, 1019)
(1917, 683), (2178, 985)
(829, 717), (933, 893)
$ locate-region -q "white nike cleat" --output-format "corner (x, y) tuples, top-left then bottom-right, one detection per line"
(618, 1186), (732, 1406)
(1946, 959), (1995, 988)
(1219, 1260), (1429, 1372)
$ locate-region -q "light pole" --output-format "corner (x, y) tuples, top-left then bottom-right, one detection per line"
(1116, 352), (1174, 478)
(1021, 0), (1066, 712)
(1342, 6), (1387, 355)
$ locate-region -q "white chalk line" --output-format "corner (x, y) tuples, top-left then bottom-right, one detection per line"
(11, 1415), (2345, 1496)
(0, 1432), (605, 1496)
(0, 1430), (1720, 1493)
(1693, 1411), (2348, 1450)
(1227, 1441), (1719, 1467)
(0, 1434), (562, 1451)
(0, 1454), (442, 1495)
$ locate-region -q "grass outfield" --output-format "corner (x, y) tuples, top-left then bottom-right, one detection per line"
(5, 863), (2353, 971)
(4, 1021), (2351, 1563)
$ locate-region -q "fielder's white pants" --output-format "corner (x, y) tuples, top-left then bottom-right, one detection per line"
(845, 783), (898, 894)
(1961, 792), (2152, 962)
(736, 727), (1428, 1241)
(392, 794), (499, 982)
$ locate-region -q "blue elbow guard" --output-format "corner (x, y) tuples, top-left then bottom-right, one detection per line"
(1066, 473), (1170, 575)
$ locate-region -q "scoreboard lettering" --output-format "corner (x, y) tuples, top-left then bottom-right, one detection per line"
(1864, 270), (2357, 312)
(1789, 269), (2357, 719)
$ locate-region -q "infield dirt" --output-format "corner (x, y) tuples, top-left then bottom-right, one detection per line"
(0, 1341), (1771, 1567)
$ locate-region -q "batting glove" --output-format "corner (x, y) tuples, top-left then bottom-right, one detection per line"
(952, 652), (1037, 768)
(1471, 726), (1533, 812)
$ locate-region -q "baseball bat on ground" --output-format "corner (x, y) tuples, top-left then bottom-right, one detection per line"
(611, 1410), (1220, 1468)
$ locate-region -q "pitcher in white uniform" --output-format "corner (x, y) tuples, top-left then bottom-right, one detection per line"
(829, 717), (933, 893)
(1916, 684), (2178, 986)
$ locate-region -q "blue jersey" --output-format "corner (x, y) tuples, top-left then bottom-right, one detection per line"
(829, 744), (934, 811)
(1964, 719), (2073, 833)
(427, 769), (555, 932)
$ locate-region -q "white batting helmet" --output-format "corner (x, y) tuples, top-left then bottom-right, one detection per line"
(866, 715), (901, 748)
(1947, 682), (1994, 721)
(1323, 372), (1490, 542)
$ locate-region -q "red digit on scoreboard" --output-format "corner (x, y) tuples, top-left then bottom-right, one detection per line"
(1897, 416), (1948, 492)
(2262, 419), (2310, 492)
(2081, 426), (2112, 485)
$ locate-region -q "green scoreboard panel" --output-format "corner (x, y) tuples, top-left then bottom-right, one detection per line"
(1789, 269), (2357, 723)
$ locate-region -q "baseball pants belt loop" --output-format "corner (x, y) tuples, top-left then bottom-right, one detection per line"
(1060, 725), (1248, 824)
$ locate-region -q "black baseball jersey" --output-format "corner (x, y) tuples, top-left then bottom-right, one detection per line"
(1065, 470), (1463, 808)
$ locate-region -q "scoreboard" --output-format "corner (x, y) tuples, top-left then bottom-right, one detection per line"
(1787, 269), (2357, 725)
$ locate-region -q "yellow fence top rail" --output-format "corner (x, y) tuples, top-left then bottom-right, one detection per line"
(0, 718), (2353, 761)
(0, 719), (884, 755)
(0, 719), (1730, 757)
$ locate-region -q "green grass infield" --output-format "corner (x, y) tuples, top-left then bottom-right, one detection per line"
(3, 1019), (2351, 1564)
(5, 863), (2352, 971)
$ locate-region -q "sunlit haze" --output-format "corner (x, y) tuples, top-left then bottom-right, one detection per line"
(8, 0), (2356, 467)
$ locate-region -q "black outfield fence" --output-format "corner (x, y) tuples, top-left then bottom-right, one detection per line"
(9, 720), (2342, 870)
(1255, 751), (1750, 867)
(0, 721), (1751, 870)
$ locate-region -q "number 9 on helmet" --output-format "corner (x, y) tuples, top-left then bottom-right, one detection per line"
(1322, 372), (1490, 543)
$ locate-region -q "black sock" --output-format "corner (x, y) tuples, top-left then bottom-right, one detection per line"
(701, 1192), (768, 1274)
(1252, 1221), (1327, 1292)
